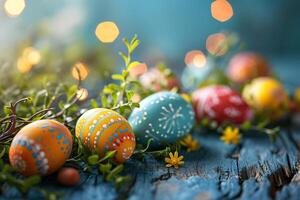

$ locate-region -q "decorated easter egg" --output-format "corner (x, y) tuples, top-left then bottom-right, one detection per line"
(9, 120), (73, 176)
(242, 77), (289, 120)
(192, 85), (253, 124)
(128, 91), (195, 147)
(76, 108), (135, 163)
(227, 52), (270, 84)
(295, 88), (300, 106)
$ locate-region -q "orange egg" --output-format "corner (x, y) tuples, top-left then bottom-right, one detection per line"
(9, 120), (73, 176)
(76, 108), (136, 163)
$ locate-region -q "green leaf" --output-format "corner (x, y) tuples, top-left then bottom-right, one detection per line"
(122, 70), (129, 78)
(119, 52), (128, 65)
(67, 85), (78, 101)
(115, 176), (131, 188)
(128, 61), (141, 71)
(130, 34), (138, 44)
(103, 87), (113, 94)
(122, 38), (130, 48)
(3, 106), (10, 115)
(22, 175), (41, 193)
(106, 164), (124, 181)
(126, 90), (134, 101)
(90, 98), (99, 108)
(120, 105), (130, 114)
(58, 101), (65, 110)
(107, 83), (122, 91)
(201, 118), (209, 127)
(112, 92), (118, 106)
(101, 95), (108, 107)
(241, 121), (251, 130)
(257, 120), (269, 129)
(0, 147), (6, 159)
(48, 193), (58, 200)
(99, 163), (112, 174)
(87, 154), (99, 165)
(129, 39), (140, 53)
(98, 150), (116, 163)
(111, 164), (124, 175)
(112, 74), (124, 81)
(2, 164), (13, 173)
(130, 102), (140, 108)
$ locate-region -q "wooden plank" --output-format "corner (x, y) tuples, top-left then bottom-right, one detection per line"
(1, 127), (300, 200)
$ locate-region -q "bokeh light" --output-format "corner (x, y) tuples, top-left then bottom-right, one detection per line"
(4, 0), (26, 17)
(76, 88), (89, 101)
(23, 47), (41, 65)
(211, 0), (233, 22)
(71, 62), (89, 80)
(17, 57), (32, 73)
(206, 32), (228, 56)
(185, 50), (207, 68)
(129, 63), (148, 77)
(95, 21), (119, 43)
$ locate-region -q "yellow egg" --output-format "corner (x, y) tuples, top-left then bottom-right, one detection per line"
(9, 120), (73, 176)
(295, 88), (300, 105)
(76, 108), (136, 163)
(242, 77), (289, 119)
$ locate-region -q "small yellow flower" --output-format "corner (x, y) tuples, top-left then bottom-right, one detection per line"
(180, 134), (200, 152)
(295, 88), (300, 105)
(165, 151), (184, 169)
(181, 93), (192, 103)
(220, 127), (241, 145)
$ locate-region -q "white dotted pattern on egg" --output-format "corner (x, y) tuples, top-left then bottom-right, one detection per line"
(129, 91), (195, 146)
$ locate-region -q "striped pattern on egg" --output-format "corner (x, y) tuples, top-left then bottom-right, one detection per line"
(9, 120), (73, 176)
(76, 108), (136, 163)
(128, 91), (195, 147)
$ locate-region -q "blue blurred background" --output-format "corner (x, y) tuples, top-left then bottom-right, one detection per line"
(0, 0), (300, 79)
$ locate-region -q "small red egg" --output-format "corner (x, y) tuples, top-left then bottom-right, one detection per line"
(57, 168), (80, 186)
(227, 52), (270, 84)
(289, 101), (299, 113)
(192, 85), (253, 124)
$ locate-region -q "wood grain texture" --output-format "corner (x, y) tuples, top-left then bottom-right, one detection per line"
(2, 127), (300, 200)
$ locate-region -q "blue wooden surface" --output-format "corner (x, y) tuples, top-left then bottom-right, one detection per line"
(2, 127), (300, 200)
(1, 62), (300, 200)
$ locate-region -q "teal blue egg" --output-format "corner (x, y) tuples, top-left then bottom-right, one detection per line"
(128, 91), (195, 147)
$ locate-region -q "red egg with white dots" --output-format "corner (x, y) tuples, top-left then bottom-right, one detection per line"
(192, 85), (253, 124)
